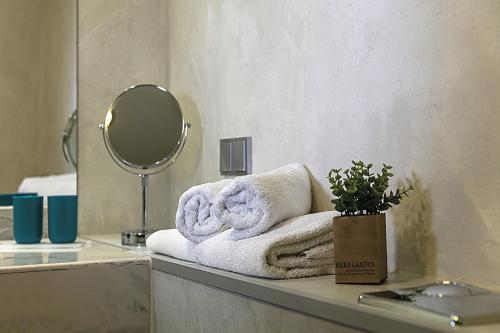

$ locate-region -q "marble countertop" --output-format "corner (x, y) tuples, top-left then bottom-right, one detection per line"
(0, 238), (149, 274)
(88, 233), (500, 333)
(0, 207), (149, 274)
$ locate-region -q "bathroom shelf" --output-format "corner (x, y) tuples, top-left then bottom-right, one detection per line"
(86, 234), (500, 333)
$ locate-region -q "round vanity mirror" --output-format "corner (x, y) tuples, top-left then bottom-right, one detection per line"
(99, 84), (190, 246)
(103, 85), (188, 174)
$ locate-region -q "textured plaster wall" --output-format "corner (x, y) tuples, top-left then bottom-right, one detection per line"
(0, 0), (76, 192)
(78, 1), (500, 286)
(37, 0), (77, 176)
(78, 0), (169, 235)
(0, 0), (42, 191)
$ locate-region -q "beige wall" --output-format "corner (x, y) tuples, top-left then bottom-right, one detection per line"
(0, 0), (76, 192)
(78, 0), (169, 235)
(78, 0), (500, 287)
(37, 0), (77, 175)
(0, 0), (42, 191)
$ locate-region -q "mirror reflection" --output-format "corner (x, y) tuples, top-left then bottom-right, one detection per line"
(0, 0), (77, 197)
(62, 109), (78, 169)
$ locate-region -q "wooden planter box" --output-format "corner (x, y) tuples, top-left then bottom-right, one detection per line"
(332, 214), (387, 284)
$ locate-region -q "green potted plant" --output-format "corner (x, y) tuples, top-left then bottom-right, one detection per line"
(327, 161), (412, 284)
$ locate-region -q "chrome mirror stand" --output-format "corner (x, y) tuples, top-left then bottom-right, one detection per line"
(98, 84), (190, 247)
(121, 174), (151, 246)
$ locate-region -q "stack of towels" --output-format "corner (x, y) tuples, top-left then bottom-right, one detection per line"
(147, 163), (337, 279)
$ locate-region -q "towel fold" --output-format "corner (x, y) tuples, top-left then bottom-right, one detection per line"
(195, 211), (336, 279)
(147, 211), (337, 279)
(211, 163), (312, 240)
(175, 179), (232, 243)
(146, 229), (196, 263)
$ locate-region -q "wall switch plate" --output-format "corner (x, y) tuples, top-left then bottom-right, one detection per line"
(220, 137), (252, 176)
(220, 141), (231, 173)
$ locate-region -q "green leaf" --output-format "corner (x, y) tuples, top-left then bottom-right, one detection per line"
(327, 161), (411, 214)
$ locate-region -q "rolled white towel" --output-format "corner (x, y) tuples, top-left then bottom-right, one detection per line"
(175, 179), (232, 243)
(146, 229), (196, 262)
(211, 163), (312, 240)
(194, 211), (337, 279)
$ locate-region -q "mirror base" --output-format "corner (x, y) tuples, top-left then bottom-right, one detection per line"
(121, 230), (155, 246)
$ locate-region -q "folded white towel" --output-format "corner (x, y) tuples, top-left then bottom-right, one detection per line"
(194, 211), (337, 279)
(211, 163), (312, 240)
(147, 212), (336, 279)
(175, 179), (232, 243)
(146, 229), (196, 262)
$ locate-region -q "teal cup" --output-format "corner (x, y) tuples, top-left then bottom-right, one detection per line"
(13, 195), (43, 244)
(48, 195), (77, 243)
(0, 192), (38, 206)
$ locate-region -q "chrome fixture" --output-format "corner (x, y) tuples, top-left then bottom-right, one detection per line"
(99, 84), (190, 246)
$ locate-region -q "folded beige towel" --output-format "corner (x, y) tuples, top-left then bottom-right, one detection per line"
(148, 211), (337, 279)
